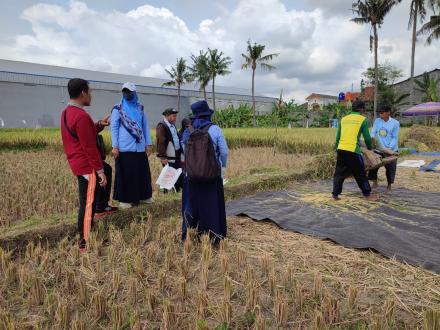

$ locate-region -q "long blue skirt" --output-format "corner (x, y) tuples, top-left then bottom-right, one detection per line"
(181, 175), (227, 243)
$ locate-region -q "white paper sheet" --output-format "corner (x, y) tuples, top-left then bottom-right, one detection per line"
(397, 160), (426, 168)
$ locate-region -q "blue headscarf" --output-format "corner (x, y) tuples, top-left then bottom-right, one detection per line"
(121, 92), (142, 125)
(191, 115), (212, 130)
(115, 91), (144, 143)
(182, 114), (213, 146)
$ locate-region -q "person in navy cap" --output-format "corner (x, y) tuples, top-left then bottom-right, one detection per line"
(181, 100), (229, 244)
(156, 107), (183, 192)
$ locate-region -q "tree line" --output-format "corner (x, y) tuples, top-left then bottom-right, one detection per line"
(163, 0), (440, 126)
(352, 0), (440, 119)
(162, 42), (278, 127)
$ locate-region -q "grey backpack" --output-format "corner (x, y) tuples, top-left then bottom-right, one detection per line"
(184, 124), (220, 181)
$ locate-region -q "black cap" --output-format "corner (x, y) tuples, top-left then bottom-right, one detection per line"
(162, 108), (179, 116)
(377, 105), (391, 113)
(352, 100), (365, 111)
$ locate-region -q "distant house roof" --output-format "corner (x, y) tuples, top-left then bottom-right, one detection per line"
(305, 93), (338, 100)
(362, 86), (374, 101)
(344, 92), (360, 102)
(392, 68), (440, 86)
(340, 87), (374, 105)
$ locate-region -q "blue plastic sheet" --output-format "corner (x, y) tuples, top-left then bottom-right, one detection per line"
(408, 149), (440, 156)
(420, 159), (440, 173)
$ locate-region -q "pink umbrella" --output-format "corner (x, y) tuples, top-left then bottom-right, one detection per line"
(402, 102), (440, 116)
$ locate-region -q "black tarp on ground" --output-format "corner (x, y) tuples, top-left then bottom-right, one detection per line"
(226, 181), (440, 273)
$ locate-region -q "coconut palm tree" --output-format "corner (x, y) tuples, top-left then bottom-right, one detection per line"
(408, 1), (438, 106)
(418, 1), (440, 45)
(162, 58), (193, 111)
(379, 87), (410, 116)
(242, 41), (279, 127)
(190, 51), (210, 101)
(351, 0), (402, 119)
(408, 0), (427, 106)
(414, 72), (440, 101)
(206, 48), (232, 111)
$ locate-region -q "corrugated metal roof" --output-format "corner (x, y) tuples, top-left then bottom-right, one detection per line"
(392, 68), (440, 86)
(0, 59), (274, 102)
(305, 93), (338, 100)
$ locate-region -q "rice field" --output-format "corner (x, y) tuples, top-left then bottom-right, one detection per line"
(1, 126), (440, 330)
(1, 214), (439, 329)
(0, 147), (312, 227)
(0, 127), (414, 154)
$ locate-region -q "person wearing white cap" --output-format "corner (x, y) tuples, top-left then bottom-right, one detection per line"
(110, 82), (154, 209)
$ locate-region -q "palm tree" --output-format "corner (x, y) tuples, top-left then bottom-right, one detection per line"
(380, 88), (410, 116)
(162, 58), (193, 111)
(190, 51), (210, 101)
(351, 0), (402, 119)
(418, 1), (440, 45)
(408, 1), (427, 106)
(242, 41), (279, 127)
(408, 1), (438, 105)
(206, 48), (232, 111)
(414, 72), (440, 101)
(389, 93), (410, 116)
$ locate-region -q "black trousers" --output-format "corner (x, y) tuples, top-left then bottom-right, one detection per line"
(368, 159), (398, 185)
(95, 162), (112, 212)
(77, 173), (99, 242)
(333, 150), (372, 197)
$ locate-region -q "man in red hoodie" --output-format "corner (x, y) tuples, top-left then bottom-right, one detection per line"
(61, 78), (108, 252)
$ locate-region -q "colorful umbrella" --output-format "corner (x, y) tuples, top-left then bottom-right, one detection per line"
(401, 102), (440, 116)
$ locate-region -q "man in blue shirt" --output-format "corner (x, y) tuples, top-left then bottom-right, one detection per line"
(368, 105), (400, 191)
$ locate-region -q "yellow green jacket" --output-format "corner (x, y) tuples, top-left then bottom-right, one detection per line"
(335, 112), (372, 154)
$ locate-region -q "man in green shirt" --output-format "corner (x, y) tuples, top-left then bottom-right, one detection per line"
(333, 100), (376, 200)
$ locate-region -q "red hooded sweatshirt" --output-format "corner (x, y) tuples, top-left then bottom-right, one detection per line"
(61, 104), (104, 176)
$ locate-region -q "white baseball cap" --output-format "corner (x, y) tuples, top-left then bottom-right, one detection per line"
(122, 82), (136, 92)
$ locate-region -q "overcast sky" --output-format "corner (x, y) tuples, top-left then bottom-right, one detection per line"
(1, 0), (439, 101)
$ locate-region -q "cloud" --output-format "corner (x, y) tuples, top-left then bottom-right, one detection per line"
(304, 0), (353, 16)
(140, 63), (168, 78)
(1, 0), (439, 102)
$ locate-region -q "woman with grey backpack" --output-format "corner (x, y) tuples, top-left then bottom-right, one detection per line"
(181, 100), (229, 244)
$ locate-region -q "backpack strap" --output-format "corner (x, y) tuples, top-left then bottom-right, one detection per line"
(63, 110), (78, 140)
(200, 124), (212, 133)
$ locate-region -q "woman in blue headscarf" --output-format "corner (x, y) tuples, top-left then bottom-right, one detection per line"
(111, 82), (153, 209)
(181, 100), (229, 244)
